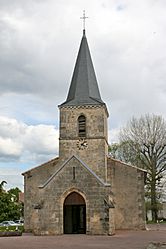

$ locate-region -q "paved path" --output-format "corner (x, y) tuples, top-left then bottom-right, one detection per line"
(0, 225), (165, 249)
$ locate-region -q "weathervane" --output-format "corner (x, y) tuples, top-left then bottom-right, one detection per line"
(80, 10), (88, 32)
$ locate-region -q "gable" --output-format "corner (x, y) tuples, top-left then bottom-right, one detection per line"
(107, 157), (147, 173)
(22, 157), (59, 176)
(39, 155), (110, 189)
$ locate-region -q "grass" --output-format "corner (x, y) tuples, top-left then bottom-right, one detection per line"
(0, 225), (24, 232)
(147, 220), (166, 224)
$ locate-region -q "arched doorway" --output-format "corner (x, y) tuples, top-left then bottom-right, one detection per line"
(63, 191), (86, 234)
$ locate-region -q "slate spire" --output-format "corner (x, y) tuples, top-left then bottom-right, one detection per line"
(60, 30), (105, 107)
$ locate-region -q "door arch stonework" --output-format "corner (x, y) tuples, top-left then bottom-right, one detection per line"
(63, 191), (86, 234)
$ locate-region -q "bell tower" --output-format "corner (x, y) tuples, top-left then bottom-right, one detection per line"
(59, 29), (109, 182)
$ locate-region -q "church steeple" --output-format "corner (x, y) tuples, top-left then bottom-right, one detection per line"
(60, 31), (105, 107)
(59, 28), (109, 181)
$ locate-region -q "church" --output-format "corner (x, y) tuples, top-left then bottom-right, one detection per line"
(23, 27), (146, 235)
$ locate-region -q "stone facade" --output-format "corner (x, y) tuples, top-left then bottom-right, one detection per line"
(24, 156), (112, 235)
(23, 30), (146, 235)
(59, 105), (108, 181)
(107, 158), (146, 230)
(23, 156), (146, 235)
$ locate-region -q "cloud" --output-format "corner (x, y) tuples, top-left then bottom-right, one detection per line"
(0, 0), (165, 123)
(108, 128), (120, 144)
(0, 167), (24, 191)
(0, 116), (59, 163)
(0, 0), (79, 99)
(23, 124), (58, 155)
(0, 0), (166, 122)
(0, 0), (166, 189)
(0, 138), (22, 159)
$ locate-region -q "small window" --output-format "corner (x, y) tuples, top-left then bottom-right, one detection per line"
(78, 115), (86, 137)
(73, 167), (76, 180)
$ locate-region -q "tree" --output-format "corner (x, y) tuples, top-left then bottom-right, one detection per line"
(8, 187), (21, 202)
(0, 183), (23, 222)
(8, 187), (24, 218)
(0, 181), (7, 193)
(110, 114), (166, 222)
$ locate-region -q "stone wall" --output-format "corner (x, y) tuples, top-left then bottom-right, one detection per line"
(59, 105), (108, 181)
(24, 156), (112, 235)
(23, 157), (59, 232)
(107, 158), (146, 230)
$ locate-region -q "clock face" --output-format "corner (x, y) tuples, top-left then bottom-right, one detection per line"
(77, 138), (88, 150)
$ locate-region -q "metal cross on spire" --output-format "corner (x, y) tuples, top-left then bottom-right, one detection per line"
(80, 10), (88, 34)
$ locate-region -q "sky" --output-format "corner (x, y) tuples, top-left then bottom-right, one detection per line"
(0, 0), (166, 191)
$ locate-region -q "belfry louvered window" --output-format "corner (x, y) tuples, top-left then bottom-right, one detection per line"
(78, 115), (86, 137)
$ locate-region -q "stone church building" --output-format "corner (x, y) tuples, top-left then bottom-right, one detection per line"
(23, 29), (146, 235)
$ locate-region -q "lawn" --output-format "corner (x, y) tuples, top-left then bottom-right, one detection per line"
(0, 225), (24, 232)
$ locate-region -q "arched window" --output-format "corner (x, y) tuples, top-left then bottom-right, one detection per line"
(78, 115), (86, 137)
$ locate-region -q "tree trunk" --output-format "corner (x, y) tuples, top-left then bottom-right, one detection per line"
(151, 178), (158, 222)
